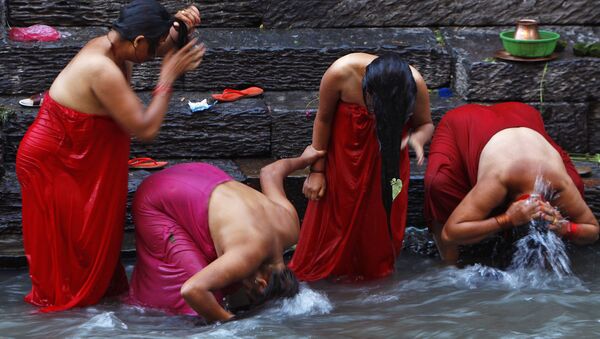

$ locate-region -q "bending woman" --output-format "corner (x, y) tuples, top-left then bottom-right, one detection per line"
(289, 52), (434, 281)
(16, 0), (204, 312)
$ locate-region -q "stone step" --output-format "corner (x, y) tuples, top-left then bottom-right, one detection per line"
(0, 91), (592, 167)
(444, 26), (600, 103)
(0, 156), (426, 268)
(262, 1), (600, 28)
(0, 92), (465, 163)
(6, 0), (262, 28)
(5, 0), (598, 29)
(0, 27), (451, 95)
(3, 155), (600, 269)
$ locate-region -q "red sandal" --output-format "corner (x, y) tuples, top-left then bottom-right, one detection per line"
(211, 86), (264, 102)
(128, 157), (168, 170)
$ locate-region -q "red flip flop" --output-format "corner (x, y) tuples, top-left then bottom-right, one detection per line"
(211, 86), (264, 102)
(128, 157), (168, 170)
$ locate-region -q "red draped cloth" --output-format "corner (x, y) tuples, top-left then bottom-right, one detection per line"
(289, 101), (410, 281)
(16, 94), (130, 312)
(424, 102), (583, 226)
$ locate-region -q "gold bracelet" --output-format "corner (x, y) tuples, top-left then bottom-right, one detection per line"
(494, 213), (513, 230)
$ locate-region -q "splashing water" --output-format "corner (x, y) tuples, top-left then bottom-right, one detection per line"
(507, 175), (572, 279)
(508, 218), (573, 278)
(266, 284), (333, 317)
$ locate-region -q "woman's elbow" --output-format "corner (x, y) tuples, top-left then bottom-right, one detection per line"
(180, 280), (197, 302)
(441, 226), (457, 245)
(134, 127), (159, 143)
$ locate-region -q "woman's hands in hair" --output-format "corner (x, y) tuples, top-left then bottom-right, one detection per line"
(505, 198), (542, 228)
(174, 5), (201, 32)
(303, 172), (326, 201)
(159, 38), (206, 85)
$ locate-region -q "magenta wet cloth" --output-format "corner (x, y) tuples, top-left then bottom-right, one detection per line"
(127, 163), (232, 316)
(9, 25), (60, 42)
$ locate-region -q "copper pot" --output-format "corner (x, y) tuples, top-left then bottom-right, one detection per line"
(514, 19), (540, 40)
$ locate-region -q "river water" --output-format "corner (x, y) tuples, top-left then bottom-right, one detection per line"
(2, 227), (600, 338)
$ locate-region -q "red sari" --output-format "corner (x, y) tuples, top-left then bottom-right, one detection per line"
(16, 94), (130, 312)
(289, 101), (410, 281)
(424, 102), (584, 226)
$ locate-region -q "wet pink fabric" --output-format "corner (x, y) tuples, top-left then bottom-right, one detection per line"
(16, 93), (130, 312)
(128, 163), (232, 315)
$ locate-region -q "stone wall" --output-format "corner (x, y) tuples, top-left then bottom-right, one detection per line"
(1, 0), (599, 265)
(262, 0), (600, 28)
(6, 0), (599, 28)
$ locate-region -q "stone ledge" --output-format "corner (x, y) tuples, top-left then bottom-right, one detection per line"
(0, 92), (272, 162)
(445, 26), (600, 103)
(262, 0), (600, 28)
(7, 0), (262, 28)
(0, 27), (450, 94)
(0, 156), (428, 268)
(6, 0), (600, 30)
(131, 92), (271, 159)
(3, 157), (600, 268)
(589, 102), (600, 154)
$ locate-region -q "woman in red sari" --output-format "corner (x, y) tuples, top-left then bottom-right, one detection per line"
(16, 0), (204, 312)
(289, 53), (434, 281)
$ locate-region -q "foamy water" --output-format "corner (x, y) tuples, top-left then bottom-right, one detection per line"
(1, 222), (600, 337)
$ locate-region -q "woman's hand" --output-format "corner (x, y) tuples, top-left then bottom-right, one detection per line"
(300, 145), (326, 167)
(401, 133), (425, 166)
(174, 5), (201, 33)
(303, 172), (326, 201)
(537, 201), (568, 236)
(159, 39), (206, 84)
(504, 198), (542, 227)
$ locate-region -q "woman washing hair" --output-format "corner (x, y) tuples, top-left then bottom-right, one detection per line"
(289, 53), (434, 281)
(16, 0), (204, 312)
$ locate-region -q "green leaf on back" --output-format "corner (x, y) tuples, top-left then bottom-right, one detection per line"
(391, 178), (403, 201)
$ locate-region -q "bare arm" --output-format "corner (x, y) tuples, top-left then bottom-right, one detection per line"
(405, 67), (434, 165)
(157, 5), (201, 56)
(442, 177), (540, 245)
(181, 245), (266, 322)
(260, 146), (326, 216)
(308, 65), (345, 171)
(92, 40), (205, 141)
(550, 184), (599, 244)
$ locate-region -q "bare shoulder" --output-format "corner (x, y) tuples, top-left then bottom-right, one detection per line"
(409, 65), (427, 86)
(327, 53), (374, 78)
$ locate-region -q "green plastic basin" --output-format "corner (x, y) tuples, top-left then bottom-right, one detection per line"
(499, 30), (560, 58)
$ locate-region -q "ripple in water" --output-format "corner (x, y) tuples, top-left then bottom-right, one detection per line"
(79, 311), (128, 330)
(266, 284), (333, 317)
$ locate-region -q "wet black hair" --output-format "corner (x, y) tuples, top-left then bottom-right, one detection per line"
(362, 53), (417, 240)
(112, 0), (173, 54)
(256, 267), (299, 305)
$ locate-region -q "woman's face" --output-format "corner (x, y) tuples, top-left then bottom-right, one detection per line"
(132, 34), (167, 63)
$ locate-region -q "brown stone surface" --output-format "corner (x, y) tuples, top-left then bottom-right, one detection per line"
(7, 0), (262, 28)
(0, 27), (451, 94)
(446, 26), (600, 103)
(130, 92), (271, 159)
(262, 0), (600, 28)
(589, 102), (600, 154)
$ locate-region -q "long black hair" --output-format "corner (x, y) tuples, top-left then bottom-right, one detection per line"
(255, 267), (299, 306)
(112, 0), (173, 54)
(362, 53), (417, 241)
